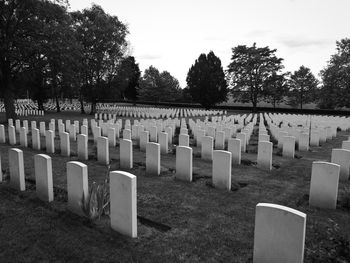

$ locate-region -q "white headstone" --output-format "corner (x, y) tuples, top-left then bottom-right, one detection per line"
(77, 134), (88, 161)
(45, 130), (55, 154)
(309, 161), (340, 209)
(253, 203), (306, 263)
(108, 128), (116, 147)
(60, 132), (70, 157)
(212, 150), (232, 191)
(67, 161), (88, 216)
(282, 136), (295, 158)
(123, 129), (132, 140)
(146, 142), (160, 176)
(97, 136), (109, 165)
(34, 154), (53, 202)
(298, 133), (309, 151)
(215, 131), (225, 150)
(120, 139), (133, 169)
(9, 148), (25, 191)
(159, 132), (168, 154)
(0, 124), (5, 143)
(139, 131), (149, 152)
(201, 136), (213, 161)
(8, 125), (16, 145)
(176, 146), (192, 182)
(331, 148), (350, 180)
(342, 140), (350, 151)
(110, 171), (137, 238)
(227, 138), (241, 165)
(32, 128), (41, 150)
(19, 127), (28, 147)
(257, 141), (273, 171)
(236, 133), (246, 152)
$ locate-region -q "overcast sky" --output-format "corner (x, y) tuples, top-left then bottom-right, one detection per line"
(68, 0), (350, 87)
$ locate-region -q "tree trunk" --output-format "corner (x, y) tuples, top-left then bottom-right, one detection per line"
(90, 101), (96, 115)
(300, 92), (303, 109)
(37, 98), (44, 111)
(55, 96), (60, 113)
(79, 97), (85, 114)
(1, 61), (17, 120)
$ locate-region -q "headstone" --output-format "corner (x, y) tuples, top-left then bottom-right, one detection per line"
(0, 124), (5, 143)
(67, 161), (88, 216)
(19, 127), (28, 147)
(60, 132), (70, 157)
(9, 148), (25, 191)
(236, 133), (246, 152)
(282, 136), (295, 158)
(257, 141), (273, 171)
(179, 134), (189, 147)
(331, 149), (350, 180)
(81, 125), (88, 136)
(258, 134), (270, 142)
(175, 146), (192, 182)
(212, 150), (232, 191)
(149, 126), (158, 142)
(8, 125), (16, 145)
(45, 130), (55, 154)
(32, 128), (41, 150)
(196, 129), (206, 147)
(39, 122), (46, 136)
(34, 154), (53, 202)
(215, 131), (225, 150)
(201, 136), (213, 161)
(227, 138), (241, 165)
(253, 203), (306, 263)
(342, 140), (350, 151)
(97, 136), (109, 165)
(15, 119), (21, 133)
(0, 154), (2, 182)
(123, 129), (132, 140)
(69, 124), (76, 141)
(165, 126), (173, 144)
(159, 132), (168, 154)
(146, 142), (160, 176)
(93, 126), (101, 143)
(139, 131), (149, 152)
(77, 134), (88, 161)
(108, 128), (116, 147)
(120, 139), (133, 169)
(278, 131), (288, 148)
(298, 133), (309, 151)
(309, 161), (340, 209)
(110, 171), (137, 238)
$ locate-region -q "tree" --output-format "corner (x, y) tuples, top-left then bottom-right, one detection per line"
(0, 0), (70, 119)
(71, 5), (128, 114)
(288, 66), (318, 109)
(319, 38), (350, 109)
(138, 66), (182, 102)
(263, 72), (290, 108)
(226, 43), (284, 111)
(186, 51), (228, 109)
(112, 56), (140, 101)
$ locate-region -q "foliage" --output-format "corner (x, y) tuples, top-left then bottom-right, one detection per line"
(71, 4), (129, 113)
(226, 43), (284, 111)
(138, 66), (182, 102)
(319, 38), (350, 109)
(263, 72), (290, 108)
(186, 51), (228, 109)
(306, 218), (350, 262)
(81, 166), (110, 220)
(288, 66), (319, 109)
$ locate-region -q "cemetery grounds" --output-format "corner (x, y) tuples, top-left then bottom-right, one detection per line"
(0, 110), (349, 262)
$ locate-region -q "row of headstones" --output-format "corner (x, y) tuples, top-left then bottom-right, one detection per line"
(0, 148), (136, 237)
(0, 147), (308, 262)
(96, 105), (224, 119)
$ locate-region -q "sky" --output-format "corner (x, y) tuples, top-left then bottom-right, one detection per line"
(68, 0), (350, 88)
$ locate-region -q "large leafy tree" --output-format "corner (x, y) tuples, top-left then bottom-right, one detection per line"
(227, 43), (284, 111)
(288, 66), (318, 109)
(263, 72), (290, 108)
(319, 38), (350, 109)
(71, 5), (128, 114)
(111, 56), (140, 101)
(0, 0), (70, 119)
(138, 66), (182, 102)
(186, 51), (228, 109)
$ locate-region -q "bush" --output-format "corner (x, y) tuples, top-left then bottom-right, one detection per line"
(81, 166), (110, 220)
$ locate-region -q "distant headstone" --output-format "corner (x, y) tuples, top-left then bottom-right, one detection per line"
(175, 146), (192, 182)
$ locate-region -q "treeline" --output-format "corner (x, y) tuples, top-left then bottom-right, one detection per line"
(1, 0), (349, 119)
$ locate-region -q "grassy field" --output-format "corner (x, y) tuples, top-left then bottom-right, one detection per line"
(0, 111), (349, 262)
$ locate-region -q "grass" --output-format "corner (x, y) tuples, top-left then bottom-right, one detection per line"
(0, 111), (349, 262)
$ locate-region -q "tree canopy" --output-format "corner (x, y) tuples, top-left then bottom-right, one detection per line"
(186, 51), (228, 109)
(138, 66), (182, 102)
(288, 66), (319, 109)
(227, 43), (284, 111)
(319, 38), (350, 109)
